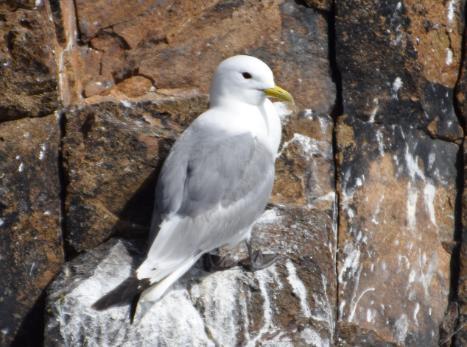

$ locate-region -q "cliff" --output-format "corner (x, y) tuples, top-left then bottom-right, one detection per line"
(0, 0), (465, 346)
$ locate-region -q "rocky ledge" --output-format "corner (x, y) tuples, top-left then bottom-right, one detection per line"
(45, 206), (336, 347)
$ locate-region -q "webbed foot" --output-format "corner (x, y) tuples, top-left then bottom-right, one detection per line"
(244, 240), (278, 271)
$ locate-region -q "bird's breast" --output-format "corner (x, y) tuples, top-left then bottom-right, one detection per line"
(199, 102), (281, 156)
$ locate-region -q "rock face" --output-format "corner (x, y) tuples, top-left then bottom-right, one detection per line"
(63, 95), (208, 252)
(335, 0), (463, 345)
(0, 3), (61, 345)
(46, 205), (335, 346)
(1, 0), (466, 346)
(43, 1), (339, 346)
(456, 21), (467, 347)
(58, 0), (336, 253)
(66, 0), (336, 112)
(0, 2), (58, 121)
(0, 114), (63, 346)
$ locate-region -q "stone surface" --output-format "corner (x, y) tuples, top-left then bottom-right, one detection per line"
(48, 95), (337, 345)
(66, 0), (335, 113)
(63, 94), (208, 253)
(46, 204), (336, 347)
(335, 0), (464, 345)
(273, 109), (335, 208)
(0, 2), (58, 121)
(62, 0), (336, 249)
(336, 322), (400, 347)
(456, 18), (467, 347)
(0, 0), (464, 345)
(0, 114), (64, 346)
(49, 10), (338, 335)
(303, 0), (332, 11)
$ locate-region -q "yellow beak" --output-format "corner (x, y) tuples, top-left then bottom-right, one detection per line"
(264, 85), (294, 104)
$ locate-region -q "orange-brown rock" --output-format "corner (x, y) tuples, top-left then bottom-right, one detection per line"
(115, 76), (153, 97)
(303, 0), (331, 11)
(65, 0), (335, 113)
(0, 114), (64, 346)
(335, 0), (463, 345)
(273, 110), (334, 209)
(456, 20), (467, 347)
(0, 2), (58, 121)
(43, 1), (339, 345)
(0, 0), (464, 346)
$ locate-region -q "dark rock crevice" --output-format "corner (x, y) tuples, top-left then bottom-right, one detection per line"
(450, 4), (467, 345)
(49, 0), (65, 44)
(57, 110), (77, 262)
(328, 0), (343, 340)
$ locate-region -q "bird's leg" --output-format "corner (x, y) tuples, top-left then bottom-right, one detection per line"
(203, 249), (238, 272)
(244, 239), (278, 271)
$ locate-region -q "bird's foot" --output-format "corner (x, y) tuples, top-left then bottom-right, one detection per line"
(245, 250), (279, 272)
(203, 253), (238, 272)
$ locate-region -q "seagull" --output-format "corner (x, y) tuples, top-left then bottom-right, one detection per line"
(93, 55), (294, 322)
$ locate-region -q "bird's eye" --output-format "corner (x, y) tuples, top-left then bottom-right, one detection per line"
(242, 72), (252, 79)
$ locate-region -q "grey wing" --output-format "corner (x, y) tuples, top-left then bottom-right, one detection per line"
(148, 128), (275, 247)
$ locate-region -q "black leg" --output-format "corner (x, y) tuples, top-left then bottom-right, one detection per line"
(203, 251), (238, 272)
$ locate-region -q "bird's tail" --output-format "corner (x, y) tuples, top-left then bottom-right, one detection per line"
(134, 255), (202, 321)
(92, 275), (151, 313)
(92, 255), (202, 323)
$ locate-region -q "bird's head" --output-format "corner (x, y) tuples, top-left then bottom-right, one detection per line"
(209, 55), (294, 107)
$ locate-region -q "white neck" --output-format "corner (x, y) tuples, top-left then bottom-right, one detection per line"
(204, 98), (282, 156)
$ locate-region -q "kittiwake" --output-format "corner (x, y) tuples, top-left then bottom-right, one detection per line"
(92, 55), (294, 322)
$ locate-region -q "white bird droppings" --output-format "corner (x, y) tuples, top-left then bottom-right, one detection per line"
(339, 243), (360, 283)
(39, 144), (47, 160)
(447, 0), (456, 22)
(256, 208), (282, 225)
(286, 260), (311, 318)
(445, 48), (453, 65)
(413, 303), (420, 326)
(423, 183), (437, 226)
(300, 328), (329, 347)
(406, 182), (418, 232)
(369, 98), (379, 123)
(394, 314), (408, 343)
(391, 77), (403, 99)
(120, 100), (132, 108)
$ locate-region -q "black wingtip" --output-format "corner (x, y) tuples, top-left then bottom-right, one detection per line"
(129, 291), (143, 324)
(92, 277), (151, 312)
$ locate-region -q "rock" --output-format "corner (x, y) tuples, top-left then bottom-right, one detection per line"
(61, 0), (335, 113)
(335, 0), (463, 345)
(63, 94), (208, 253)
(74, 0), (156, 40)
(455, 22), (467, 347)
(46, 205), (336, 347)
(336, 322), (400, 347)
(0, 114), (64, 346)
(61, 0), (336, 248)
(115, 76), (154, 97)
(273, 109), (335, 209)
(303, 0), (332, 11)
(0, 2), (58, 121)
(2, 0), (462, 345)
(49, 4), (338, 335)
